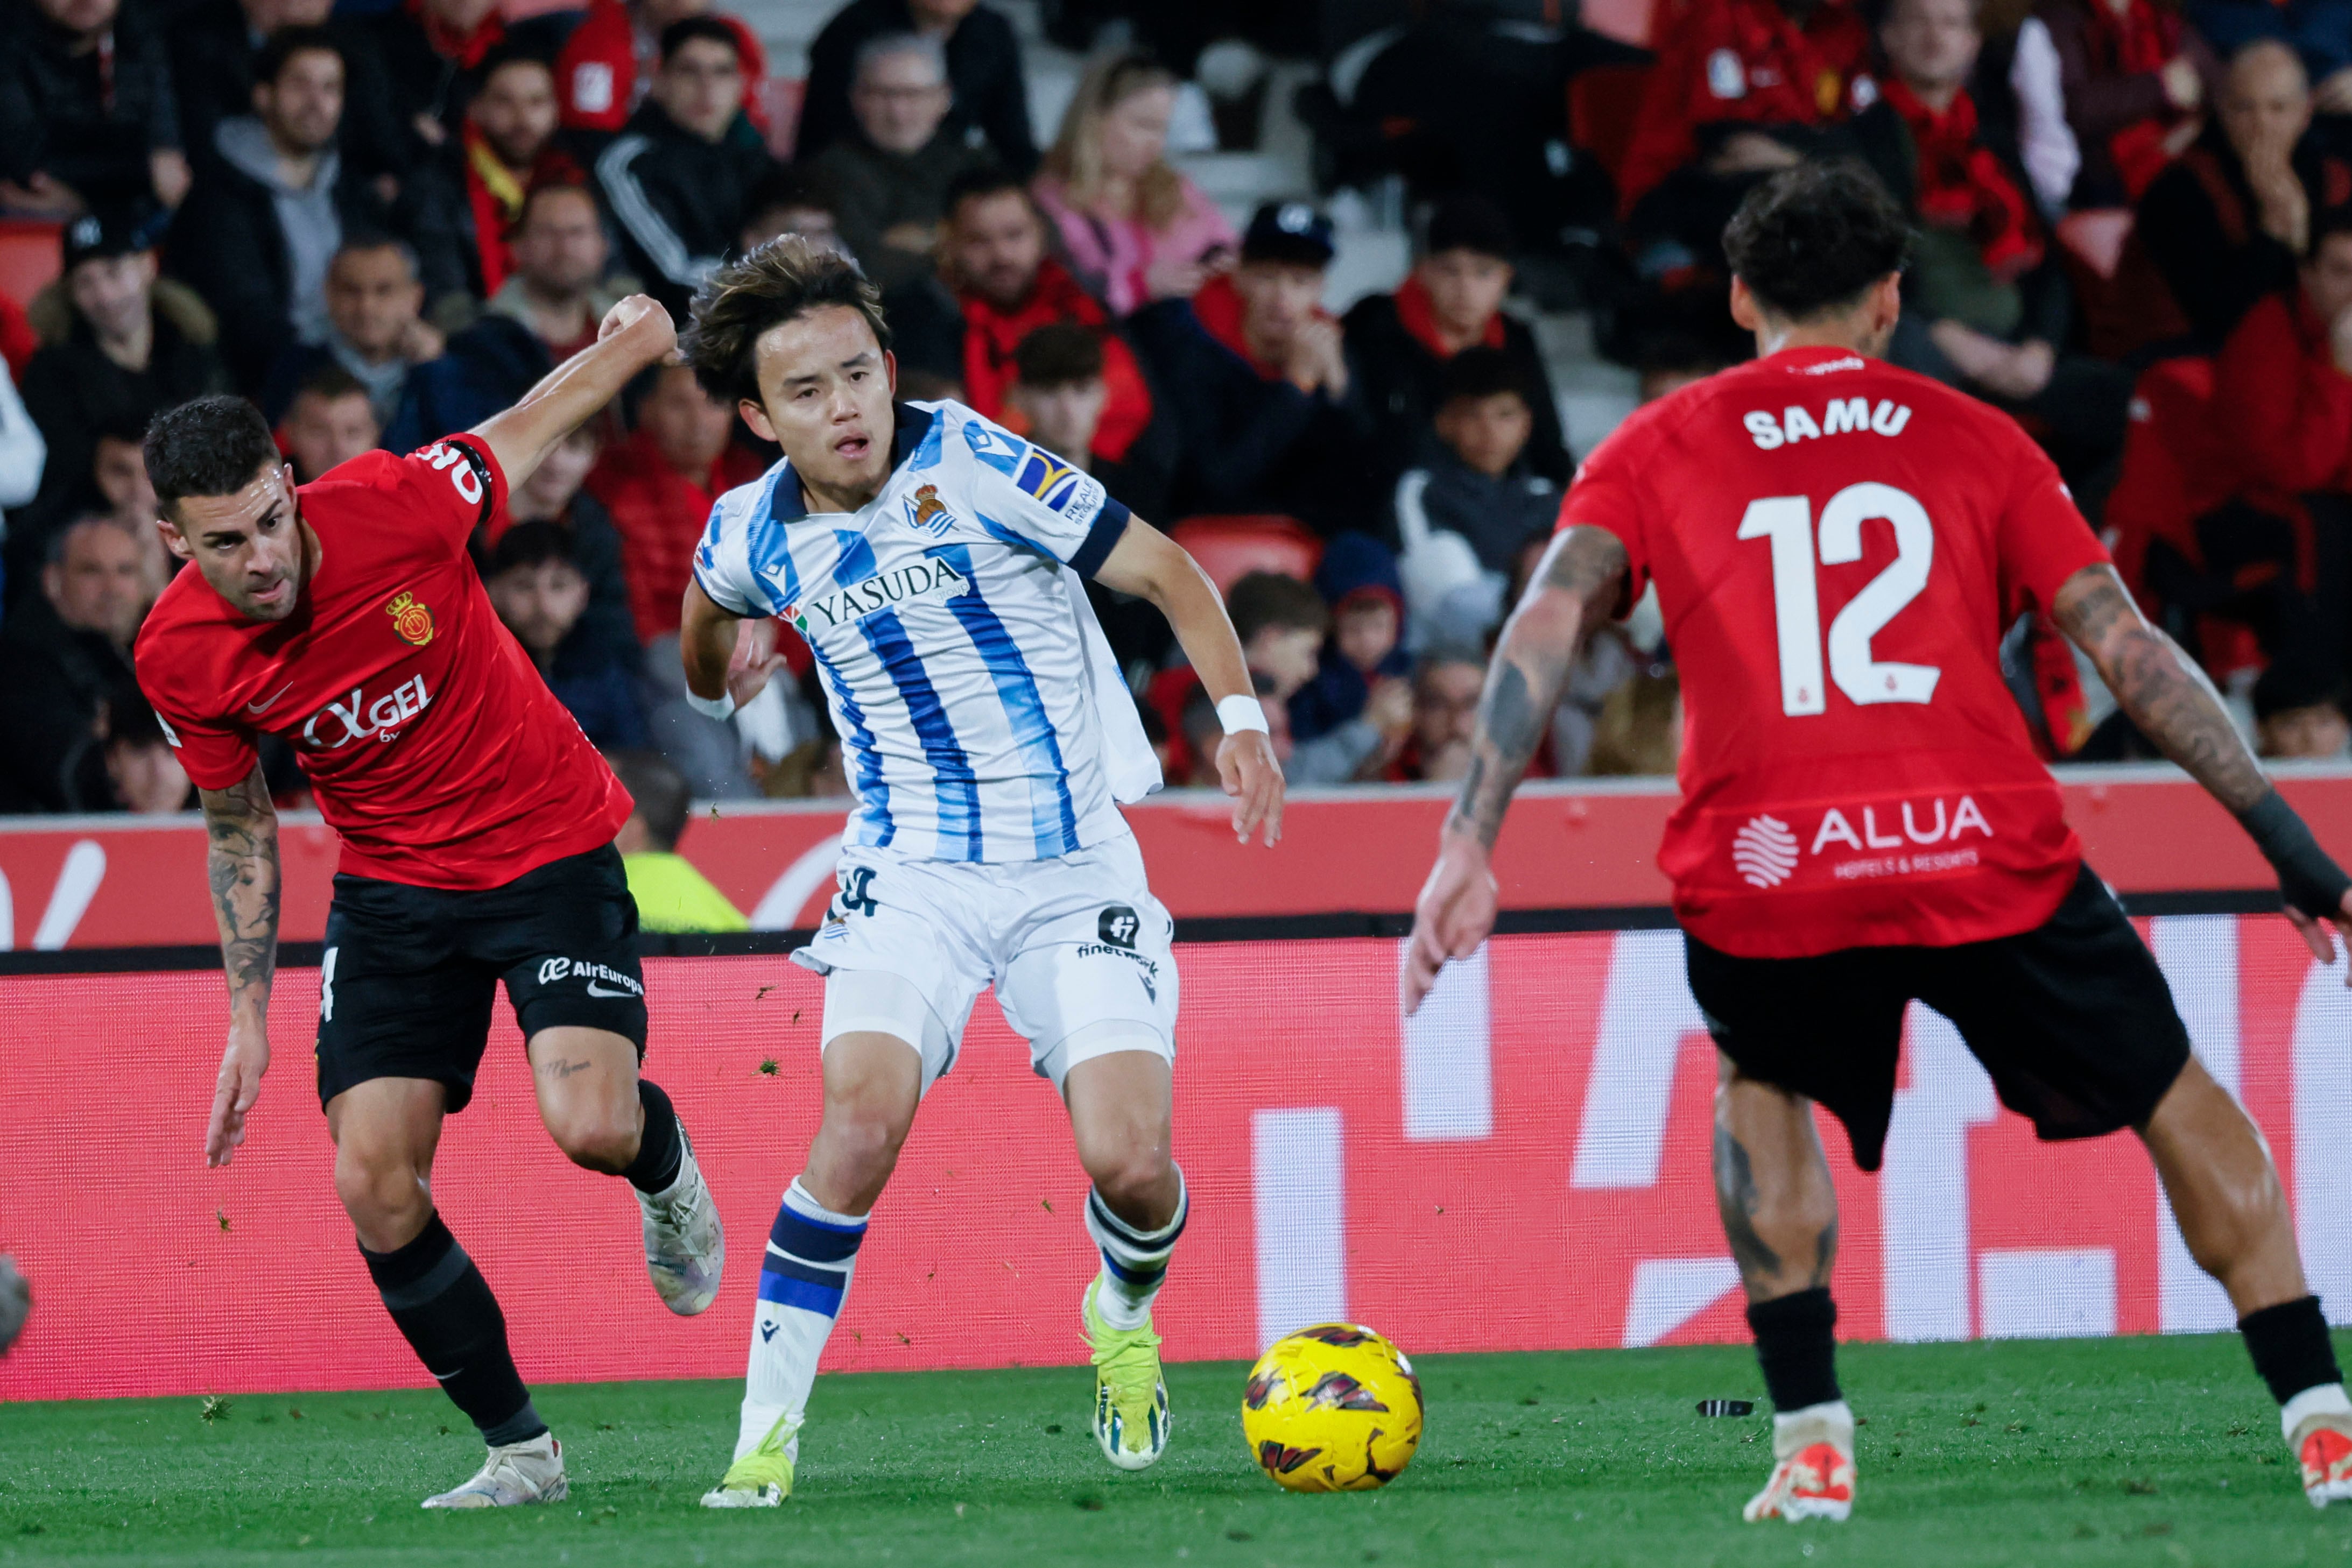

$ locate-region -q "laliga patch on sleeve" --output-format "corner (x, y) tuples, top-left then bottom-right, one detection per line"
(1013, 450), (1102, 525)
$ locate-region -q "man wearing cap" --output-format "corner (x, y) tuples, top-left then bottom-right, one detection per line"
(18, 208), (229, 580)
(1342, 194), (1571, 491)
(1125, 200), (1377, 536)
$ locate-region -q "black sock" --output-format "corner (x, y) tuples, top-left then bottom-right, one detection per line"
(621, 1079), (684, 1195)
(360, 1212), (543, 1443)
(1748, 1287), (1842, 1412)
(2242, 1295), (2343, 1404)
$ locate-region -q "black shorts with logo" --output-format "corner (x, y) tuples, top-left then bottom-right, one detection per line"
(315, 844), (648, 1112)
(1685, 864), (2192, 1173)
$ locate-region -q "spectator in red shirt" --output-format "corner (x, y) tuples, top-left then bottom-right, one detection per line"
(554, 0), (767, 144)
(587, 361), (763, 641)
(410, 48), (583, 313)
(1614, 0), (1874, 215)
(2215, 208), (2352, 499)
(2037, 0), (2220, 206)
(357, 0), (570, 168)
(888, 165), (1157, 466)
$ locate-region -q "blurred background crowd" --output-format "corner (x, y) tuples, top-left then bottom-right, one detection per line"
(0, 0), (2344, 859)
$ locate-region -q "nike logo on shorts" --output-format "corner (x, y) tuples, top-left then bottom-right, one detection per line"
(586, 982), (637, 999)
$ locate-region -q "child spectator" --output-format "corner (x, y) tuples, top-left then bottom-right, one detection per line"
(0, 0), (188, 215)
(2138, 39), (2349, 348)
(104, 699), (191, 813)
(556, 0), (769, 143)
(801, 0), (1037, 177)
(1227, 570), (1327, 705)
(485, 520), (651, 751)
(170, 27), (397, 391)
(2254, 660), (2351, 758)
(260, 238), (445, 428)
(1390, 648), (1485, 783)
(498, 423), (641, 681)
(1005, 322), (1168, 524)
(1032, 52), (1236, 315)
(891, 167), (1156, 468)
(1343, 195), (1571, 488)
(1393, 347), (1560, 649)
(602, 747), (749, 931)
(587, 361), (764, 641)
(594, 17), (779, 320)
(806, 32), (992, 292)
(279, 362), (381, 483)
(408, 48), (582, 313)
(2038, 0), (2219, 206)
(1287, 532), (1417, 779)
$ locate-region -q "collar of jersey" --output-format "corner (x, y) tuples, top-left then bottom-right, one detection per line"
(766, 402), (939, 522)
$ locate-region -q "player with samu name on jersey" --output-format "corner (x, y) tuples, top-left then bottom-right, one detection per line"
(1407, 164), (2352, 1522)
(131, 296), (724, 1510)
(670, 238), (1284, 1506)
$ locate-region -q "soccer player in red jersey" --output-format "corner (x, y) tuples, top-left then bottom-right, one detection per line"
(1407, 164), (2352, 1520)
(133, 298), (726, 1509)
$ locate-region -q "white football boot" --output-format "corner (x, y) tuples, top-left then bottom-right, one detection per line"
(640, 1127), (724, 1315)
(421, 1432), (568, 1509)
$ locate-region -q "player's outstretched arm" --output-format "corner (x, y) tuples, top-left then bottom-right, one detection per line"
(1404, 526), (1629, 1013)
(679, 578), (790, 716)
(2052, 563), (2352, 971)
(468, 294), (678, 490)
(1092, 518), (1285, 846)
(198, 762), (279, 1167)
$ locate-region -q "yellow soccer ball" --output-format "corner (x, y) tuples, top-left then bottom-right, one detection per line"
(1240, 1323), (1424, 1492)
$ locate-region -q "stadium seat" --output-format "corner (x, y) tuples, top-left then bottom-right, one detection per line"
(0, 220), (64, 308)
(1568, 62), (1653, 188)
(1168, 515), (1323, 598)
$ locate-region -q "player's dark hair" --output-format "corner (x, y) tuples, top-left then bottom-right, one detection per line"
(1012, 323), (1104, 389)
(144, 395), (281, 523)
(683, 234), (892, 406)
(1439, 345), (1531, 408)
(257, 24), (342, 86)
(604, 748), (692, 851)
(485, 519), (580, 576)
(659, 15), (742, 65)
(1227, 571), (1329, 644)
(1723, 161), (1913, 321)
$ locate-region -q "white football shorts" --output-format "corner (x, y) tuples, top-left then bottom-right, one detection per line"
(790, 830), (1177, 1093)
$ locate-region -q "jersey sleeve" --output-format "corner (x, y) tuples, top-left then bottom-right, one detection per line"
(959, 414), (1132, 577)
(691, 495), (767, 618)
(136, 662), (257, 792)
(386, 436), (508, 552)
(1553, 421), (1653, 604)
(1992, 431), (2110, 617)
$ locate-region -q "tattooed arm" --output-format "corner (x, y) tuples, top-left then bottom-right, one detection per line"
(1404, 527), (1631, 1011)
(199, 761), (280, 1167)
(2052, 564), (2352, 966)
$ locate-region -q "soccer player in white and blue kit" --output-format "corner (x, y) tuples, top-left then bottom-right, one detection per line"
(675, 239), (1285, 1506)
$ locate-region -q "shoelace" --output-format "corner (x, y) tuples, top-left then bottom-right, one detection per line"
(1093, 1331), (1161, 1429)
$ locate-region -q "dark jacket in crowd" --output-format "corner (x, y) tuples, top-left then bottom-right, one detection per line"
(1341, 286), (1573, 490)
(473, 491), (643, 684)
(357, 5), (572, 172)
(0, 4), (181, 206)
(799, 0), (1036, 177)
(593, 98), (776, 319)
(806, 131), (996, 293)
(1123, 299), (1378, 539)
(167, 0), (406, 180)
(0, 591), (142, 814)
(166, 141), (396, 392)
(1396, 452), (1561, 578)
(2138, 122), (2352, 350)
(386, 312), (548, 452)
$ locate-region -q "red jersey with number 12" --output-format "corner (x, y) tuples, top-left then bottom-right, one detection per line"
(134, 438), (631, 890)
(1560, 347), (2110, 958)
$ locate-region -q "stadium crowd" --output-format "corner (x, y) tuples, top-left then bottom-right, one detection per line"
(0, 0), (2344, 850)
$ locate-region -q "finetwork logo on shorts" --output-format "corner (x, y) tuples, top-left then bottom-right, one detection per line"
(1732, 815), (1801, 888)
(536, 957), (644, 999)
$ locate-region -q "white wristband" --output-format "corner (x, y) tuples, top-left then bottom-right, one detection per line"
(685, 689), (738, 722)
(1216, 694), (1270, 736)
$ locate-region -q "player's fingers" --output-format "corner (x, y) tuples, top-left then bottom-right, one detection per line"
(1259, 774), (1284, 847)
(1402, 925), (1444, 1013)
(2288, 906), (2335, 964)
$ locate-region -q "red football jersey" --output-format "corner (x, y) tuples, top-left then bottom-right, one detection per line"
(1560, 347), (2109, 957)
(135, 438), (631, 891)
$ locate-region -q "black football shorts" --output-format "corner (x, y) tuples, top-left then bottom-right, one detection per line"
(1684, 864), (2192, 1171)
(315, 844), (648, 1112)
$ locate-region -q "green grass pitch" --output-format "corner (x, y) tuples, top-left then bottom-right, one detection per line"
(4, 1334), (2350, 1566)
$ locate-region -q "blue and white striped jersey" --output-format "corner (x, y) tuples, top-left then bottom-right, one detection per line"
(693, 400), (1161, 863)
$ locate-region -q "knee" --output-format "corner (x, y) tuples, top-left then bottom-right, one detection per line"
(546, 1102), (641, 1174)
(334, 1147), (429, 1244)
(820, 1097), (913, 1184)
(1080, 1140), (1175, 1220)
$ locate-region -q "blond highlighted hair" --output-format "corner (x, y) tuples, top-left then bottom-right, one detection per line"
(1041, 51), (1185, 229)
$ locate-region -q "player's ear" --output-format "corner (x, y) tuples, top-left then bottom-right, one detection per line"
(738, 396), (777, 444)
(883, 349), (898, 399)
(1728, 275), (1761, 331)
(154, 511), (191, 563)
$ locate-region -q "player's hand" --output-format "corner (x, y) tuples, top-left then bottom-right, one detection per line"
(725, 615), (791, 708)
(206, 1020), (269, 1168)
(2284, 886), (2352, 981)
(1404, 827), (1498, 1014)
(599, 294), (679, 362)
(1217, 729), (1285, 846)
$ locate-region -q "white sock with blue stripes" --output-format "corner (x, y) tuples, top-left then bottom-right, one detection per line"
(737, 1176), (867, 1463)
(1086, 1171), (1187, 1332)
